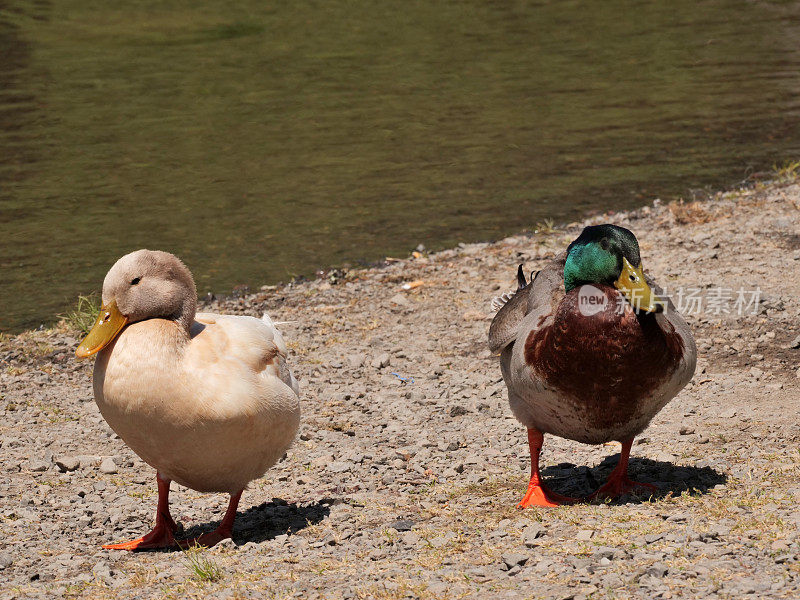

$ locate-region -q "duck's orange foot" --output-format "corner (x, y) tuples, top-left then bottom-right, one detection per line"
(103, 524), (177, 551)
(517, 481), (580, 508)
(178, 527), (232, 549)
(590, 476), (657, 500)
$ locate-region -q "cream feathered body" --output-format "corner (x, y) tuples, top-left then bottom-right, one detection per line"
(93, 313), (300, 493)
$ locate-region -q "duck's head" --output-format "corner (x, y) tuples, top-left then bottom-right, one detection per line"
(563, 224), (664, 314)
(76, 250), (197, 358)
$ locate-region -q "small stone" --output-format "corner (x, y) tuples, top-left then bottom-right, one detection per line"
(215, 538), (236, 550)
(346, 355), (364, 369)
(311, 454), (335, 468)
(56, 456), (80, 472)
(395, 448), (414, 461)
(645, 563), (668, 578)
(99, 458), (118, 474)
(523, 524), (546, 547)
(449, 406), (469, 417)
(666, 513), (689, 523)
(402, 531), (419, 545)
(372, 353), (391, 369)
(645, 533), (664, 544)
(389, 293), (410, 307)
(502, 552), (528, 569)
(326, 462), (350, 473)
(390, 519), (415, 532)
(679, 426), (694, 435)
(0, 553), (12, 569)
(592, 547), (616, 560)
(29, 460), (49, 472)
(576, 530), (594, 541)
(771, 539), (790, 552)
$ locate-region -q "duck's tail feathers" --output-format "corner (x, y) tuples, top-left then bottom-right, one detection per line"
(262, 312), (289, 352)
(516, 264), (527, 289)
(491, 265), (539, 313)
(491, 291), (516, 312)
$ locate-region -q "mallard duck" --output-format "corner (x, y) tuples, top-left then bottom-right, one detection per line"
(75, 250), (300, 549)
(489, 225), (696, 507)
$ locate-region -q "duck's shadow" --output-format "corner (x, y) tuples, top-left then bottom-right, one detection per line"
(541, 456), (727, 504)
(179, 498), (332, 547)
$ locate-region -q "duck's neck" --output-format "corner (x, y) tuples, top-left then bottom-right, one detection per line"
(175, 294), (197, 336)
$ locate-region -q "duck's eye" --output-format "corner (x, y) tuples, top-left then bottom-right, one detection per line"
(600, 238), (610, 250)
(130, 277), (141, 286)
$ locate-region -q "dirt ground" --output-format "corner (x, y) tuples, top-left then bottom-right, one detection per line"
(1, 180), (799, 599)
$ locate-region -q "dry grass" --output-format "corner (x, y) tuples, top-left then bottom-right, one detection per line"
(668, 200), (713, 225)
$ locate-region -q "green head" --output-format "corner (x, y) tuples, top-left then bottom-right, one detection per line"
(564, 224), (663, 313)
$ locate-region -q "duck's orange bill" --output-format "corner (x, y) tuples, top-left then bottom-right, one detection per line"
(75, 301), (128, 359)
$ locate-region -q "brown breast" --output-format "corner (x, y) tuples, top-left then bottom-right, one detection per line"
(524, 284), (684, 432)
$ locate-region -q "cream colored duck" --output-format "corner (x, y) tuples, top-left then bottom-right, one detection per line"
(76, 250), (300, 550)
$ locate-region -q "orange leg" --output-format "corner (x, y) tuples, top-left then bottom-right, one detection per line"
(518, 429), (579, 508)
(103, 472), (178, 551)
(590, 438), (658, 500)
(179, 490), (242, 548)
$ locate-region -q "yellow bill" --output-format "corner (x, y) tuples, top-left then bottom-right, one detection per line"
(75, 301), (128, 359)
(614, 257), (665, 314)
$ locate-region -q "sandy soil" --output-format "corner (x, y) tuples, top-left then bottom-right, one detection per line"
(1, 180), (799, 599)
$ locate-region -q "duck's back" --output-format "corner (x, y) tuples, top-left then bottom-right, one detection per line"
(191, 313), (300, 399)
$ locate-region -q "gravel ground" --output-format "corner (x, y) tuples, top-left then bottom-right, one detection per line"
(1, 181), (799, 599)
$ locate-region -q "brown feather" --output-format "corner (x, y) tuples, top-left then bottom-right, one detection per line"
(524, 285), (684, 434)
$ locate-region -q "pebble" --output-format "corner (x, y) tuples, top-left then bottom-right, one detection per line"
(215, 538), (236, 550)
(371, 353), (391, 369)
(390, 519), (415, 532)
(99, 458), (118, 474)
(523, 524), (547, 547)
(55, 456), (80, 472)
(346, 355), (364, 369)
(645, 563), (669, 578)
(501, 553), (529, 569)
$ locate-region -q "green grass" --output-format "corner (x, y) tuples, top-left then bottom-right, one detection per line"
(60, 294), (101, 335)
(182, 547), (224, 583)
(773, 159), (800, 182)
